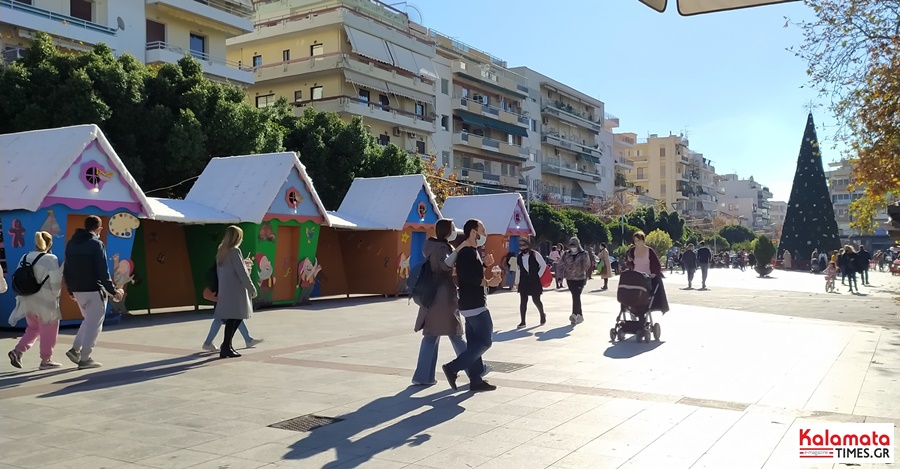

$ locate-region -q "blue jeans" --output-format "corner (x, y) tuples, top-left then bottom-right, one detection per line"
(447, 310), (492, 383)
(412, 335), (467, 384)
(205, 318), (251, 345)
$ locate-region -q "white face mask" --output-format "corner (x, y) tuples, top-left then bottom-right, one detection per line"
(475, 233), (487, 247)
(569, 247), (578, 254)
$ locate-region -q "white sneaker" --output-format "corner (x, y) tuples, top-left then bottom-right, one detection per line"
(245, 338), (264, 348)
(569, 314), (576, 325)
(65, 348), (81, 365)
(575, 315), (585, 324)
(40, 360), (62, 370)
(202, 343), (218, 352)
(77, 359), (102, 370)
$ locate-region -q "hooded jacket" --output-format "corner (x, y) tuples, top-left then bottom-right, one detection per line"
(63, 229), (116, 295)
(414, 237), (463, 336)
(558, 237), (591, 280)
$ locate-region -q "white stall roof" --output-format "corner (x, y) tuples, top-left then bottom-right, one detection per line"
(147, 198), (240, 225)
(441, 193), (535, 236)
(326, 211), (390, 230)
(333, 174), (440, 231)
(185, 152), (329, 225)
(0, 124), (154, 215)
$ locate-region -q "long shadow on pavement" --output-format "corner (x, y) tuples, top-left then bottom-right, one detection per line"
(282, 386), (471, 469)
(535, 324), (575, 341)
(493, 327), (537, 343)
(603, 340), (664, 359)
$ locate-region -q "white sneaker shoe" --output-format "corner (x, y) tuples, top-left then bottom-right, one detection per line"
(77, 359), (102, 370)
(202, 343), (218, 352)
(246, 338), (264, 348)
(575, 315), (585, 324)
(40, 360), (62, 370)
(569, 314), (576, 325)
(65, 348), (81, 365)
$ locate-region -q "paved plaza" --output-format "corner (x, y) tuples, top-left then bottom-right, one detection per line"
(1, 268), (898, 469)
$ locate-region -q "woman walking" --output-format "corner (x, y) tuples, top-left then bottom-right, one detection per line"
(412, 219), (467, 386)
(550, 244), (564, 289)
(214, 226), (257, 359)
(558, 237), (592, 325)
(625, 231), (670, 314)
(840, 245), (859, 294)
(514, 238), (547, 328)
(597, 242), (612, 290)
(7, 232), (64, 370)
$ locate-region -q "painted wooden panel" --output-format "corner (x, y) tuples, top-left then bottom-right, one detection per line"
(267, 167), (325, 222)
(142, 221), (196, 310)
(273, 224), (300, 303)
(315, 226), (348, 298)
(60, 214), (109, 320)
(41, 141), (143, 213)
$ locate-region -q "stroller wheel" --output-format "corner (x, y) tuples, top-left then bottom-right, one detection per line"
(652, 323), (661, 341)
(617, 330), (625, 342)
(609, 328), (617, 342)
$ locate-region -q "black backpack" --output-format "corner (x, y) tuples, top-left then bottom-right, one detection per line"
(206, 263), (219, 293)
(12, 252), (50, 296)
(406, 260), (437, 307)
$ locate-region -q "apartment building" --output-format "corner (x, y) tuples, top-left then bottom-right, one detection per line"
(511, 67), (614, 208)
(227, 0), (440, 157)
(769, 200), (787, 240)
(616, 133), (718, 216)
(826, 158), (891, 240)
(1, 0), (254, 84)
(718, 174), (774, 234)
(427, 32), (532, 195)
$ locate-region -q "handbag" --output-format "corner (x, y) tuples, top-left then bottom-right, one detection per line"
(540, 267), (552, 288)
(202, 287), (217, 303)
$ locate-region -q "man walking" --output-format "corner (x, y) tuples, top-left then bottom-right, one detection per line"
(696, 241), (712, 290)
(63, 216), (122, 369)
(682, 244), (698, 289)
(441, 219), (500, 392)
(857, 245), (871, 286)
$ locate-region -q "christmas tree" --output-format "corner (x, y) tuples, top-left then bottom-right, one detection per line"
(778, 113), (842, 268)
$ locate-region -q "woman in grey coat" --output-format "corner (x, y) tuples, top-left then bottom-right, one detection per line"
(214, 225), (257, 358)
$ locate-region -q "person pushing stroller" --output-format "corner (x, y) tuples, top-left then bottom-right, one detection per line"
(610, 231), (670, 342)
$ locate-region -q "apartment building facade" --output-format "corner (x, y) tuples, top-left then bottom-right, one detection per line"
(826, 158), (891, 240)
(718, 174), (774, 234)
(511, 67), (614, 208)
(1, 0), (254, 84)
(769, 200), (787, 240)
(228, 0), (440, 157)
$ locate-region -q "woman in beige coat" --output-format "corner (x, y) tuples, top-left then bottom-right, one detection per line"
(597, 242), (613, 290)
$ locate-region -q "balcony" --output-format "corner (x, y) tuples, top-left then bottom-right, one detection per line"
(295, 95), (435, 134)
(540, 99), (602, 133)
(457, 167), (523, 189)
(615, 158), (634, 170)
(1, 0), (117, 46)
(453, 132), (528, 160)
(604, 112), (620, 130)
(146, 0), (253, 35)
(616, 135), (637, 147)
(451, 59), (528, 98)
(541, 161), (601, 183)
(541, 132), (603, 159)
(757, 199), (771, 209)
(146, 41), (252, 84)
(452, 97), (529, 128)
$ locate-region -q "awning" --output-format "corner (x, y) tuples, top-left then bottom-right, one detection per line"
(385, 83), (433, 104)
(458, 112), (486, 127)
(458, 110), (528, 137)
(343, 70), (389, 95)
(385, 43), (419, 75)
(579, 153), (600, 164)
(638, 0), (797, 16)
(345, 26), (394, 65)
(577, 181), (603, 197)
(412, 52), (438, 81)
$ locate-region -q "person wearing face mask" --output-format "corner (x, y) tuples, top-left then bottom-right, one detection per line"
(625, 231), (670, 314)
(558, 236), (592, 325)
(514, 238), (547, 328)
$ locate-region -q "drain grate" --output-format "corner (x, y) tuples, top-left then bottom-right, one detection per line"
(268, 414), (344, 432)
(483, 361), (532, 373)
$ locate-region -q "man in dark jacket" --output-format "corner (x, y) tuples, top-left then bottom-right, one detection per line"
(63, 215), (122, 369)
(857, 245), (871, 285)
(681, 244), (698, 289)
(696, 241), (712, 290)
(441, 219), (500, 392)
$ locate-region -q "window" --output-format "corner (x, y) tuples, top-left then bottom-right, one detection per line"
(252, 55), (262, 68)
(659, 147), (666, 157)
(189, 34), (206, 59)
(310, 44), (323, 56)
(255, 94), (275, 108)
(637, 168), (644, 179)
(378, 94), (389, 108)
(70, 0), (92, 21)
(416, 141), (426, 154)
(282, 49), (290, 62)
(441, 79), (449, 95)
(358, 89), (370, 102)
(661, 184), (667, 195)
(311, 86), (323, 100)
(440, 115), (449, 131)
(531, 119), (537, 132)
(441, 151), (450, 166)
(415, 102), (424, 117)
(508, 134), (514, 145)
(378, 134), (391, 146)
(146, 20), (165, 44)
(294, 90), (302, 102)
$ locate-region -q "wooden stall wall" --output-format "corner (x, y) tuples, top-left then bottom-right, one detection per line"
(314, 226), (349, 298)
(340, 230), (401, 296)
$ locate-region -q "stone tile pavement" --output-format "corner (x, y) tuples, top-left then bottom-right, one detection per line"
(0, 270), (898, 469)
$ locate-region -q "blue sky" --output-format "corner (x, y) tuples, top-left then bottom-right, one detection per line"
(410, 0), (838, 201)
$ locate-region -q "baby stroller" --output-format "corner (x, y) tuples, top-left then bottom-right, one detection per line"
(609, 270), (661, 343)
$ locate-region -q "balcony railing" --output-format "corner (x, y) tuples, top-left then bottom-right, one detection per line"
(541, 99), (602, 132)
(192, 0), (254, 19)
(453, 96), (529, 126)
(542, 161), (602, 182)
(1, 0), (117, 35)
(541, 131), (603, 157)
(454, 132), (528, 159)
(146, 41), (242, 69)
(294, 95), (434, 123)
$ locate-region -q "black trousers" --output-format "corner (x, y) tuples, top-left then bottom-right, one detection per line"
(222, 319), (243, 351)
(519, 292), (545, 323)
(567, 279), (586, 315)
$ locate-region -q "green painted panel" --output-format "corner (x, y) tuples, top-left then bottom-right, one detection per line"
(125, 225), (150, 310)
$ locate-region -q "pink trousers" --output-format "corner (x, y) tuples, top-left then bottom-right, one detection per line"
(15, 315), (59, 361)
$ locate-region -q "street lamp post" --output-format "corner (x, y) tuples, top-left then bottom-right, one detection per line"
(522, 165), (536, 211)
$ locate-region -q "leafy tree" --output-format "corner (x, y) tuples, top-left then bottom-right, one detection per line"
(792, 0), (899, 232)
(682, 226), (702, 246)
(718, 224), (757, 246)
(704, 234), (730, 252)
(645, 229), (674, 258)
(530, 202), (576, 244)
(563, 210), (611, 247)
(624, 206), (656, 233)
(666, 211), (686, 242)
(753, 235), (777, 276)
(359, 144), (423, 179)
(607, 221), (640, 246)
(656, 210), (671, 238)
(420, 154), (469, 206)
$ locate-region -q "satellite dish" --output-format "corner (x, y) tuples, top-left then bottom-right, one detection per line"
(116, 17), (125, 31)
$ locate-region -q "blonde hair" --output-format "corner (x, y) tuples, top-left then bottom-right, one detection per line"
(34, 231), (53, 252)
(216, 225), (244, 265)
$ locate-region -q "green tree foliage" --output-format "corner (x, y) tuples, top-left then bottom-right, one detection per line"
(704, 234), (730, 252)
(607, 221), (640, 246)
(664, 211), (685, 243)
(753, 235), (777, 275)
(682, 226), (702, 246)
(645, 229), (674, 257)
(625, 206), (657, 233)
(530, 202), (576, 243)
(718, 224), (757, 246)
(562, 209), (611, 246)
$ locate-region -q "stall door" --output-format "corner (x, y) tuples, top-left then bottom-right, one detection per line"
(144, 221), (196, 309)
(273, 225), (300, 303)
(61, 214), (109, 320)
